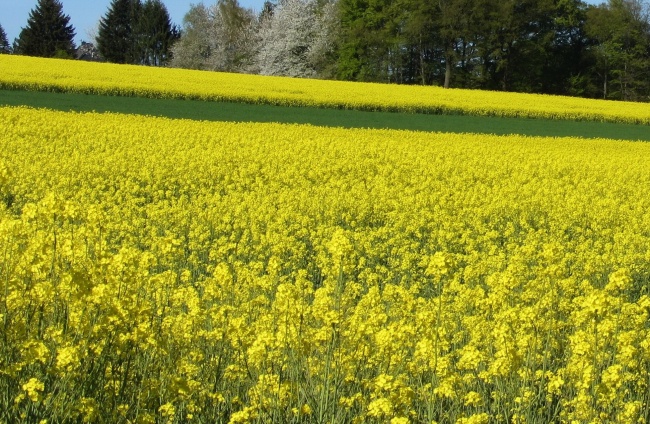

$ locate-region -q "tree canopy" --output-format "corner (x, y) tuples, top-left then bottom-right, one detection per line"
(0, 22), (11, 54)
(171, 0), (257, 72)
(14, 0), (76, 58)
(97, 0), (140, 63)
(332, 0), (650, 100)
(97, 0), (179, 66)
(137, 0), (180, 66)
(171, 0), (339, 77)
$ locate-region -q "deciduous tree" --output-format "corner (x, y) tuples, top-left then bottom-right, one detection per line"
(586, 0), (650, 100)
(256, 0), (319, 77)
(437, 0), (473, 88)
(336, 0), (396, 81)
(307, 0), (341, 78)
(171, 0), (257, 72)
(170, 4), (213, 69)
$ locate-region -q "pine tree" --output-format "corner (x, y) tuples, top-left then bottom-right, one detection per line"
(14, 0), (76, 58)
(98, 0), (178, 66)
(137, 0), (179, 66)
(0, 23), (11, 54)
(97, 0), (140, 63)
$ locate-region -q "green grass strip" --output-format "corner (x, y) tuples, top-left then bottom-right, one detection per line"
(2, 89), (648, 141)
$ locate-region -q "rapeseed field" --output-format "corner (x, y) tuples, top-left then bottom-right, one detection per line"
(3, 55), (650, 124)
(1, 106), (649, 423)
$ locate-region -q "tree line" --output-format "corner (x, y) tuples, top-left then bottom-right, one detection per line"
(1, 0), (178, 66)
(2, 0), (650, 101)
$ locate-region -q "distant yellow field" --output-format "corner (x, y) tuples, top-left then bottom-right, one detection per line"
(2, 106), (650, 423)
(2, 55), (650, 124)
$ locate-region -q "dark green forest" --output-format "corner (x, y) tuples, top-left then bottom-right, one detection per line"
(335, 0), (650, 100)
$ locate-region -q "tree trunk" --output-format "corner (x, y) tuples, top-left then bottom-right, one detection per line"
(621, 55), (630, 101)
(444, 53), (452, 89)
(420, 35), (426, 85)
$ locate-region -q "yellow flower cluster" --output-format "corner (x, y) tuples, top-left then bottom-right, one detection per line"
(2, 105), (650, 423)
(3, 55), (650, 124)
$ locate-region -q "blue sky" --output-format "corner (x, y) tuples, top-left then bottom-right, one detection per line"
(1, 0), (267, 44)
(2, 0), (603, 46)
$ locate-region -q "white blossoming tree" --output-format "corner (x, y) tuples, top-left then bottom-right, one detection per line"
(256, 0), (339, 78)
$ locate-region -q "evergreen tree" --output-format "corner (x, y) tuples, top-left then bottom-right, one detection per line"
(97, 0), (140, 63)
(98, 0), (179, 66)
(0, 23), (11, 54)
(14, 0), (76, 58)
(137, 0), (180, 66)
